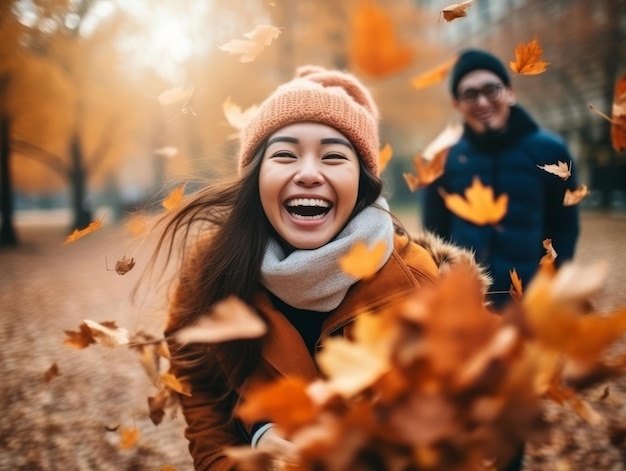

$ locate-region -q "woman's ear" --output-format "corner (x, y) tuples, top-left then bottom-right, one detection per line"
(506, 87), (517, 106)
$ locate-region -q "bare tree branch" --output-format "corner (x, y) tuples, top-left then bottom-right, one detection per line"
(10, 139), (71, 178)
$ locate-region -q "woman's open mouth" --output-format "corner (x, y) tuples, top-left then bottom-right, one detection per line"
(284, 198), (333, 221)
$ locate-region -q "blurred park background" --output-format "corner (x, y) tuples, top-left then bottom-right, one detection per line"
(0, 0), (625, 245)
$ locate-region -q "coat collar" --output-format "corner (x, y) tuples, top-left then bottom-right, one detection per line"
(253, 236), (433, 382)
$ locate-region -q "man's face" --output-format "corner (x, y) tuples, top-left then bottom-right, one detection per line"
(453, 70), (515, 134)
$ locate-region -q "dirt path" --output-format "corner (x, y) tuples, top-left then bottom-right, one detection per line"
(1, 211), (626, 471)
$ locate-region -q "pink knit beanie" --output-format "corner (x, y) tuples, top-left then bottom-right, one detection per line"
(238, 65), (380, 175)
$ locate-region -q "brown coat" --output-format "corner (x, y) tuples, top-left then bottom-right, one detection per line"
(170, 232), (487, 471)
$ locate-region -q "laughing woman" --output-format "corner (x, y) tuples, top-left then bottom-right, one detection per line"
(148, 66), (484, 470)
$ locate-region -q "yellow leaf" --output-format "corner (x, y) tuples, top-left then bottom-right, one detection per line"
(222, 96), (258, 131)
(537, 160), (571, 180)
(441, 0), (473, 22)
(349, 0), (413, 78)
(563, 184), (591, 207)
(378, 143), (393, 173)
(439, 177), (508, 225)
(63, 220), (103, 245)
(159, 372), (192, 397)
(339, 240), (387, 280)
(509, 38), (549, 75)
(217, 25), (281, 63)
(410, 57), (456, 90)
(118, 426), (141, 450)
(162, 185), (185, 211)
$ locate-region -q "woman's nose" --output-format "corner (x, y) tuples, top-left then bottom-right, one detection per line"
(295, 158), (324, 186)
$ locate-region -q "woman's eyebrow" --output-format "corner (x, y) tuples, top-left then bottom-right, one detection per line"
(320, 137), (354, 150)
(266, 136), (298, 146)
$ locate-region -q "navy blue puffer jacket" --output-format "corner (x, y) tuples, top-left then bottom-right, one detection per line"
(422, 105), (580, 307)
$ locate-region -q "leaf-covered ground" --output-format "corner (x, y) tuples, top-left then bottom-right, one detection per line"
(1, 211), (626, 471)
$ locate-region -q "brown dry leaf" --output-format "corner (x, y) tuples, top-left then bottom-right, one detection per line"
(410, 57), (456, 89)
(43, 362), (61, 383)
(540, 239), (557, 267)
(82, 319), (130, 348)
(338, 240), (387, 280)
(63, 220), (103, 245)
(223, 96), (258, 132)
(237, 377), (318, 434)
(130, 332), (162, 385)
(403, 172), (422, 193)
(157, 84), (196, 106)
(509, 269), (523, 302)
(162, 185), (185, 211)
(441, 0), (473, 22)
(159, 372), (192, 397)
(217, 25), (281, 63)
(114, 256), (136, 275)
(118, 426), (141, 450)
(379, 143), (393, 173)
(611, 73), (626, 152)
(509, 38), (549, 75)
(174, 296), (266, 344)
(64, 322), (96, 349)
(349, 0), (413, 78)
(317, 336), (391, 398)
(563, 184), (591, 207)
(422, 122), (463, 161)
(148, 388), (172, 425)
(439, 177), (508, 225)
(537, 160), (571, 180)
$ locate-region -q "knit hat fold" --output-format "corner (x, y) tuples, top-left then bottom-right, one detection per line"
(239, 66), (380, 175)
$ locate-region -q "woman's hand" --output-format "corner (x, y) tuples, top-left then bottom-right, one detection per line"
(255, 427), (299, 468)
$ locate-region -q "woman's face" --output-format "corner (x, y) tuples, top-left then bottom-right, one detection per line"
(259, 122), (361, 250)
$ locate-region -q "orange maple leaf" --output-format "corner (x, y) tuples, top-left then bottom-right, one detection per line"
(162, 185), (185, 211)
(404, 148), (449, 193)
(63, 220), (103, 245)
(509, 38), (549, 75)
(379, 143), (393, 173)
(441, 0), (473, 22)
(217, 25), (281, 63)
(349, 0), (413, 78)
(125, 213), (149, 237)
(439, 177), (508, 225)
(410, 57), (456, 90)
(64, 322), (96, 349)
(563, 184), (591, 207)
(339, 240), (387, 280)
(118, 426), (141, 450)
(159, 372), (192, 397)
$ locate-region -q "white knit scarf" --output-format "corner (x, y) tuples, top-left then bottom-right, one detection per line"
(260, 196), (395, 312)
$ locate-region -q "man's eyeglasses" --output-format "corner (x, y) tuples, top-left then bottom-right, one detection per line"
(457, 83), (504, 103)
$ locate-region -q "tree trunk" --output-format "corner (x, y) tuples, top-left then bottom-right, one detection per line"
(0, 114), (17, 246)
(69, 133), (91, 230)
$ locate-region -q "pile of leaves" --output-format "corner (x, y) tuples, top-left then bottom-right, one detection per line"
(226, 259), (626, 471)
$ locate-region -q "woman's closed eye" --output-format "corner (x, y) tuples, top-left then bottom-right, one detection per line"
(322, 152), (349, 161)
(270, 151), (297, 160)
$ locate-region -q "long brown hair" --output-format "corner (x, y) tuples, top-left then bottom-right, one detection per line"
(146, 142), (383, 389)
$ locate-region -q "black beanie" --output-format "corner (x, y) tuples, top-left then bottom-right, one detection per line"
(449, 49), (511, 97)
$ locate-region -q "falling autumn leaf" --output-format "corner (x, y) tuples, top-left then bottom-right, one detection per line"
(153, 146), (179, 158)
(509, 269), (523, 302)
(174, 296), (266, 344)
(439, 177), (508, 225)
(540, 239), (557, 267)
(162, 185), (185, 211)
(159, 372), (192, 397)
(404, 148), (449, 192)
(423, 122), (463, 161)
(157, 83), (196, 106)
(349, 0), (413, 78)
(223, 96), (258, 132)
(43, 362), (61, 383)
(118, 426), (141, 450)
(378, 143), (393, 173)
(124, 213), (149, 237)
(82, 320), (130, 348)
(63, 220), (103, 245)
(338, 240), (387, 280)
(64, 322), (96, 349)
(217, 25), (281, 63)
(537, 160), (571, 180)
(564, 184), (591, 207)
(509, 38), (550, 75)
(589, 73), (626, 153)
(160, 466), (178, 471)
(441, 0), (473, 22)
(115, 256), (136, 275)
(410, 57), (456, 90)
